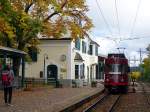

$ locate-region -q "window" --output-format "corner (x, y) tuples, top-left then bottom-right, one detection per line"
(89, 45), (93, 55)
(28, 47), (38, 62)
(82, 41), (86, 53)
(96, 65), (99, 79)
(108, 64), (127, 73)
(97, 62), (104, 79)
(75, 38), (80, 50)
(75, 65), (79, 79)
(95, 46), (98, 56)
(80, 64), (85, 79)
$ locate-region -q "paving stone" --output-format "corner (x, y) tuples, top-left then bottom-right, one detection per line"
(0, 85), (104, 112)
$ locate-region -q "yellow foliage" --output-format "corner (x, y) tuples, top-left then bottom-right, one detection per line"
(9, 0), (93, 39)
(130, 71), (141, 80)
(0, 17), (15, 38)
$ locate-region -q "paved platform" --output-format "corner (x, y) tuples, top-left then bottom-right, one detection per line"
(0, 84), (104, 112)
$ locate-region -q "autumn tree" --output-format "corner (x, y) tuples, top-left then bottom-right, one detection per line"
(130, 71), (141, 86)
(140, 58), (150, 81)
(140, 44), (150, 81)
(10, 0), (93, 39)
(0, 0), (16, 47)
(0, 0), (93, 76)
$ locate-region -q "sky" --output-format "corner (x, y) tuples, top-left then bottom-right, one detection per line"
(86, 0), (150, 66)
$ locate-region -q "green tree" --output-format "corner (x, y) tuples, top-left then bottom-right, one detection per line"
(10, 0), (93, 39)
(146, 44), (150, 57)
(140, 44), (150, 81)
(0, 0), (43, 75)
(0, 0), (16, 47)
(141, 58), (150, 81)
(0, 0), (93, 76)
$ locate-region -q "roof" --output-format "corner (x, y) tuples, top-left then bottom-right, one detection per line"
(108, 53), (126, 58)
(74, 52), (84, 62)
(90, 40), (100, 47)
(86, 34), (100, 47)
(39, 37), (72, 41)
(40, 36), (100, 46)
(98, 54), (107, 61)
(0, 46), (27, 57)
(98, 54), (107, 58)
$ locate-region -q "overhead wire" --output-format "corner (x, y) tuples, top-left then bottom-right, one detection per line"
(114, 0), (121, 40)
(129, 0), (141, 38)
(120, 35), (150, 41)
(95, 0), (147, 43)
(95, 0), (113, 36)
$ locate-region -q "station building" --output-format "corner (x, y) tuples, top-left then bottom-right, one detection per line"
(25, 36), (99, 87)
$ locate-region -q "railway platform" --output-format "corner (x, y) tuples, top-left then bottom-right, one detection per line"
(0, 84), (104, 112)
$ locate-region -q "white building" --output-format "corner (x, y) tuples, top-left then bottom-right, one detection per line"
(25, 36), (99, 87)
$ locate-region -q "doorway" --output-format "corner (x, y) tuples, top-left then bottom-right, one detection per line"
(47, 65), (58, 85)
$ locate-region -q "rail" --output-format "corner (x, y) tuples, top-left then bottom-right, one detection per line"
(108, 95), (121, 112)
(83, 94), (121, 112)
(83, 94), (109, 112)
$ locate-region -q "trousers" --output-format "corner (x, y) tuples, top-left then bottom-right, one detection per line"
(4, 87), (12, 104)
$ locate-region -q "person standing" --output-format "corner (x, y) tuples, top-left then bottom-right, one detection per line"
(2, 65), (14, 106)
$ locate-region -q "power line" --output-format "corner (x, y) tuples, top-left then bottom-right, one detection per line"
(129, 0), (141, 37)
(95, 0), (113, 36)
(115, 0), (121, 40)
(137, 48), (148, 64)
(120, 35), (150, 41)
(105, 34), (150, 42)
(129, 56), (139, 66)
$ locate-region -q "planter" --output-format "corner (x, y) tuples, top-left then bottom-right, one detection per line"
(91, 81), (97, 87)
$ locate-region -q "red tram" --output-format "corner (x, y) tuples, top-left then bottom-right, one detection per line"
(104, 53), (129, 93)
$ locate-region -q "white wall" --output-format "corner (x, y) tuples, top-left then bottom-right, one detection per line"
(71, 37), (98, 83)
(25, 39), (71, 80)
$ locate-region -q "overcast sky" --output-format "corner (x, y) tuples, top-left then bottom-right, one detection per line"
(86, 0), (150, 66)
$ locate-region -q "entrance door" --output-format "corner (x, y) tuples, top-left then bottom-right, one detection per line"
(47, 65), (58, 85)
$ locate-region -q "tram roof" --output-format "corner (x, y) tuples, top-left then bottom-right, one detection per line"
(108, 53), (126, 58)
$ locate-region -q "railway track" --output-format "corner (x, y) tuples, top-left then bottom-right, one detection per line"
(83, 93), (121, 112)
(139, 82), (150, 106)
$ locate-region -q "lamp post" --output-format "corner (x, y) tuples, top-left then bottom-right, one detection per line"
(44, 53), (48, 82)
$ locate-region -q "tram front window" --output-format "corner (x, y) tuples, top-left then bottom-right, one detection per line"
(110, 64), (121, 72)
(109, 64), (126, 73)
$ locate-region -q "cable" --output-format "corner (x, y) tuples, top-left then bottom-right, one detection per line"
(95, 0), (113, 36)
(101, 34), (150, 43)
(129, 0), (141, 37)
(115, 0), (121, 40)
(120, 35), (150, 41)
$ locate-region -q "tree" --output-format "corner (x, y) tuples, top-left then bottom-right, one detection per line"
(0, 0), (43, 75)
(141, 58), (150, 81)
(146, 44), (150, 57)
(10, 0), (93, 39)
(0, 0), (93, 76)
(0, 0), (16, 47)
(140, 44), (150, 81)
(130, 71), (141, 86)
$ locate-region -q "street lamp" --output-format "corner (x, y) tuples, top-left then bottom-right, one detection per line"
(44, 53), (48, 82)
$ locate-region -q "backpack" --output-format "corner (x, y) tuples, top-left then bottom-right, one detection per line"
(2, 71), (10, 86)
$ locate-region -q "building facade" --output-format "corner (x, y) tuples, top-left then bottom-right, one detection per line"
(96, 55), (106, 81)
(25, 37), (99, 87)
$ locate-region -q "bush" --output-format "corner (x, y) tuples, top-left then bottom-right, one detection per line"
(91, 81), (97, 87)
